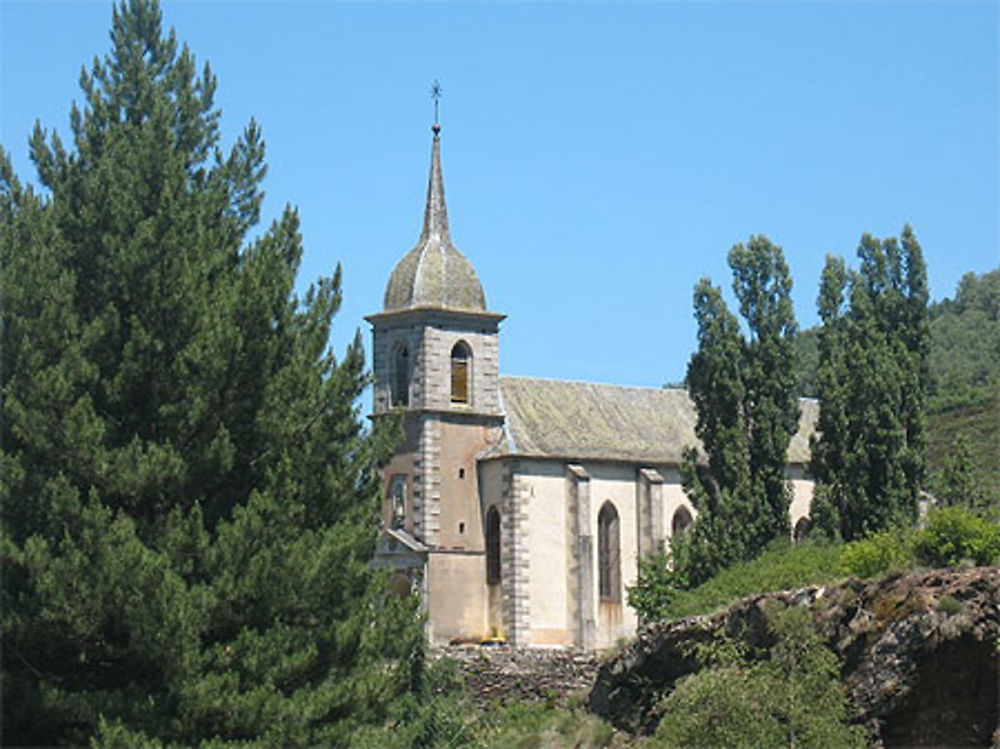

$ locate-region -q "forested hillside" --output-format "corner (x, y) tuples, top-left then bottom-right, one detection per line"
(927, 269), (1000, 410)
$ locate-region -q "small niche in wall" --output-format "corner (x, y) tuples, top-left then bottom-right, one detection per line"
(459, 522), (465, 534)
(458, 467), (465, 479)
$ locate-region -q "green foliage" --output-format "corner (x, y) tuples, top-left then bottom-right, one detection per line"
(794, 326), (820, 398)
(799, 268), (1000, 513)
(810, 227), (930, 541)
(836, 507), (999, 577)
(651, 606), (865, 749)
(797, 269), (1000, 408)
(936, 595), (963, 616)
(927, 399), (1000, 515)
(840, 529), (914, 578)
(480, 701), (615, 749)
(627, 551), (688, 622)
(934, 433), (988, 510)
(681, 236), (799, 584)
(629, 540), (846, 622)
(927, 269), (1000, 411)
(913, 507), (1000, 568)
(1, 2), (421, 745)
(350, 665), (617, 749)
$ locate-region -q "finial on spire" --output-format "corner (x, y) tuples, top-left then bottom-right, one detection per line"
(430, 79), (442, 134)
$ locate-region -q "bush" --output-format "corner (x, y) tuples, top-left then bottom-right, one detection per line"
(840, 529), (914, 578)
(913, 506), (1000, 567)
(650, 605), (865, 749)
(627, 551), (685, 622)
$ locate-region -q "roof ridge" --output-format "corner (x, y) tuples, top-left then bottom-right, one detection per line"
(500, 374), (687, 394)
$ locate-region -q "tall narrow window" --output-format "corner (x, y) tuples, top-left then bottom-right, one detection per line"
(451, 341), (471, 404)
(485, 506), (501, 585)
(391, 344), (409, 407)
(390, 474), (407, 529)
(672, 506), (693, 537)
(598, 502), (620, 602)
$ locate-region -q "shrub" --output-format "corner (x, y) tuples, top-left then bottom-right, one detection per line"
(628, 551), (684, 622)
(650, 606), (865, 748)
(913, 506), (1000, 567)
(936, 595), (964, 616)
(840, 529), (914, 578)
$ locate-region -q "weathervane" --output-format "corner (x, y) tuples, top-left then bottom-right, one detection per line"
(430, 79), (442, 132)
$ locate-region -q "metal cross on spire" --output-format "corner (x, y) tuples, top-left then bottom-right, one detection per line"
(430, 79), (443, 131)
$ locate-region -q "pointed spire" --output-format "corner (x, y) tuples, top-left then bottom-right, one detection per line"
(381, 120), (487, 314)
(419, 126), (450, 243)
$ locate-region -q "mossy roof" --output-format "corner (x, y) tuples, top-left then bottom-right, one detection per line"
(491, 376), (818, 465)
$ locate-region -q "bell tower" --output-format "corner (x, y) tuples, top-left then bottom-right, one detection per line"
(367, 123), (505, 644)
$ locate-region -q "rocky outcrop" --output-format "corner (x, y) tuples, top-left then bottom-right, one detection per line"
(589, 568), (999, 746)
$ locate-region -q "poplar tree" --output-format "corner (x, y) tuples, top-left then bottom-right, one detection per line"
(809, 227), (930, 540)
(1, 2), (420, 745)
(680, 236), (799, 583)
(936, 434), (984, 511)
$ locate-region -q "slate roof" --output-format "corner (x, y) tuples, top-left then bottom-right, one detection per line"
(384, 129), (487, 313)
(490, 376), (818, 465)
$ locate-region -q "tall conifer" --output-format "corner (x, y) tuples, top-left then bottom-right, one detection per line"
(680, 236), (799, 583)
(1, 2), (419, 745)
(810, 227), (930, 540)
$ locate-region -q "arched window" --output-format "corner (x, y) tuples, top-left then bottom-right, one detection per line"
(672, 506), (693, 537)
(390, 474), (407, 529)
(794, 517), (812, 544)
(598, 502), (620, 602)
(391, 344), (410, 407)
(485, 506), (501, 585)
(451, 341), (471, 404)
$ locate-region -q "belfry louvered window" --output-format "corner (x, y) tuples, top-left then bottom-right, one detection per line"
(451, 341), (471, 404)
(392, 344), (409, 407)
(486, 506), (501, 585)
(598, 502), (621, 602)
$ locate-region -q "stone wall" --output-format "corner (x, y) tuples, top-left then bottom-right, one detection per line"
(433, 645), (599, 708)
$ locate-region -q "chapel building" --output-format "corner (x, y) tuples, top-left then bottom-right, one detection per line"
(369, 125), (816, 650)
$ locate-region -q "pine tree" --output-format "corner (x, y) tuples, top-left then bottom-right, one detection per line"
(680, 236), (799, 583)
(1, 2), (420, 745)
(809, 227), (930, 540)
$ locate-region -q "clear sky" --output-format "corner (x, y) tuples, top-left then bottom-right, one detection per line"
(3, 1), (998, 389)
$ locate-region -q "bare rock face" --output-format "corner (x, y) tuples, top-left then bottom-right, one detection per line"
(588, 568), (999, 746)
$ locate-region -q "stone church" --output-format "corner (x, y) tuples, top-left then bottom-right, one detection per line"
(370, 125), (817, 650)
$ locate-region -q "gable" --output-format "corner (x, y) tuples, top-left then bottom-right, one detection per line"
(371, 527), (428, 570)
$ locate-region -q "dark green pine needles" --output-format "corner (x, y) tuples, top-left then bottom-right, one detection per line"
(1, 1), (422, 745)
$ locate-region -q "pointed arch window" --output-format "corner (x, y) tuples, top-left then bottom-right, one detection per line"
(598, 502), (621, 602)
(391, 344), (410, 407)
(451, 341), (471, 404)
(794, 517), (812, 544)
(390, 474), (407, 529)
(485, 506), (501, 585)
(672, 506), (693, 537)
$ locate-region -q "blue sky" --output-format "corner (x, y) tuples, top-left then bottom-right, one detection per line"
(3, 1), (998, 389)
